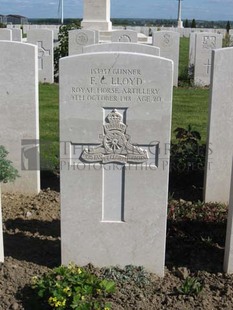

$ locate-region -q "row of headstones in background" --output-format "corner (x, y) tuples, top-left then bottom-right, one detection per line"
(0, 28), (22, 41)
(0, 28), (54, 83)
(68, 29), (179, 87)
(27, 29), (54, 83)
(152, 31), (180, 87)
(60, 50), (173, 276)
(189, 32), (222, 86)
(68, 29), (140, 55)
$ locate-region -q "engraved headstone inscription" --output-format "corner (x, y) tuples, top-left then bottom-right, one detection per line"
(60, 52), (173, 276)
(68, 29), (96, 55)
(27, 29), (54, 83)
(204, 47), (233, 203)
(194, 32), (222, 86)
(111, 30), (138, 43)
(152, 31), (179, 86)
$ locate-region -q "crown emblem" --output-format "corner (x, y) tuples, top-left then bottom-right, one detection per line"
(80, 109), (149, 164)
(104, 109), (126, 133)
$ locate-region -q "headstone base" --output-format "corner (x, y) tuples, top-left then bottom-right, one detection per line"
(81, 20), (112, 31)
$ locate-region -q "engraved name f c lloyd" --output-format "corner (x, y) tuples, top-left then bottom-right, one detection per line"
(80, 109), (149, 164)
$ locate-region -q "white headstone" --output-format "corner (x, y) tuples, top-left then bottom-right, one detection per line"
(0, 29), (12, 40)
(0, 41), (40, 195)
(27, 29), (54, 83)
(68, 29), (96, 55)
(224, 158), (233, 273)
(60, 52), (173, 276)
(81, 0), (112, 31)
(204, 47), (233, 203)
(189, 32), (196, 67)
(152, 31), (180, 86)
(194, 32), (222, 86)
(111, 30), (138, 43)
(12, 28), (22, 42)
(83, 42), (160, 56)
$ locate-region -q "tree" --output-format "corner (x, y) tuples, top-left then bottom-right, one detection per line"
(184, 19), (189, 28)
(226, 21), (231, 34)
(191, 19), (196, 28)
(54, 21), (81, 80)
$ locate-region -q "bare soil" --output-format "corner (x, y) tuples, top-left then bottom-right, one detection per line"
(1, 183), (233, 309)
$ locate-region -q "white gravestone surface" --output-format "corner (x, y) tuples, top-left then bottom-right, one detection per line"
(204, 47), (233, 204)
(60, 52), (173, 276)
(152, 31), (180, 86)
(12, 28), (22, 42)
(81, 0), (112, 31)
(0, 29), (12, 41)
(83, 43), (160, 56)
(194, 32), (222, 86)
(0, 41), (40, 195)
(189, 32), (196, 67)
(68, 29), (96, 55)
(27, 29), (54, 83)
(111, 30), (138, 43)
(224, 159), (233, 273)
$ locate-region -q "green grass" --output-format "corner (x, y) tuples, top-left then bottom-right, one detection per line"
(179, 37), (190, 82)
(172, 87), (209, 143)
(39, 83), (59, 170)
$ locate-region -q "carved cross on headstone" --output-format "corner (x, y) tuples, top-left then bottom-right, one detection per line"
(204, 58), (211, 74)
(69, 108), (158, 222)
(37, 41), (50, 70)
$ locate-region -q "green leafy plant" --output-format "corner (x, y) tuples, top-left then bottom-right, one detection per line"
(31, 263), (115, 310)
(170, 125), (205, 175)
(177, 276), (203, 296)
(102, 265), (150, 288)
(0, 145), (19, 183)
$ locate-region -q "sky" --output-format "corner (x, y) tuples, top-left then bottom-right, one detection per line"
(0, 0), (233, 21)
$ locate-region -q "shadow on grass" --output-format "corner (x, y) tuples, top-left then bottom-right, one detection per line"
(166, 220), (226, 273)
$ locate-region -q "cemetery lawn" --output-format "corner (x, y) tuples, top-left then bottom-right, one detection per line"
(1, 190), (233, 309)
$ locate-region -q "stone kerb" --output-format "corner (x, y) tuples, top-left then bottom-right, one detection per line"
(83, 43), (160, 56)
(204, 47), (233, 203)
(60, 51), (173, 276)
(0, 41), (40, 195)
